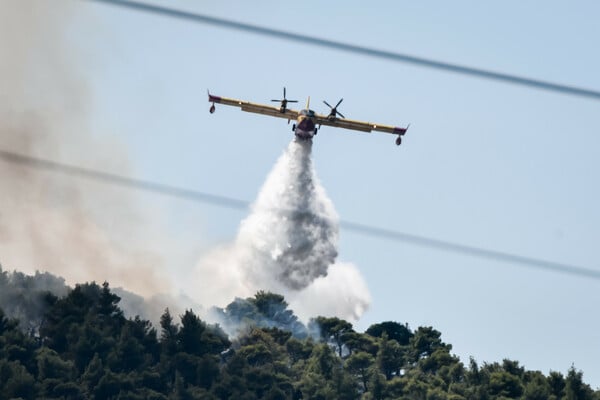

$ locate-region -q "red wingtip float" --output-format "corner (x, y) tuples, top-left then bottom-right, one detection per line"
(208, 87), (409, 146)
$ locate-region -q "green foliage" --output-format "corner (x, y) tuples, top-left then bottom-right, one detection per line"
(310, 316), (354, 357)
(548, 370), (566, 398)
(523, 371), (551, 400)
(376, 333), (404, 380)
(366, 321), (413, 345)
(410, 326), (451, 362)
(0, 359), (37, 400)
(565, 366), (596, 400)
(0, 267), (67, 332)
(215, 290), (307, 338)
(343, 330), (379, 356)
(37, 347), (72, 378)
(488, 370), (524, 398)
(345, 351), (374, 391)
(1, 283), (599, 400)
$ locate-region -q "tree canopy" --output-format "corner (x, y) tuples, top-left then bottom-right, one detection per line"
(0, 276), (598, 399)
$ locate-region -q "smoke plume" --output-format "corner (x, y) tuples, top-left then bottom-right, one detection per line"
(192, 139), (371, 322)
(0, 1), (171, 297)
(0, 1), (370, 325)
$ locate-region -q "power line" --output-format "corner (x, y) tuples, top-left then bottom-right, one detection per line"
(89, 0), (600, 101)
(1, 148), (598, 281)
(0, 149), (248, 210)
(339, 221), (600, 280)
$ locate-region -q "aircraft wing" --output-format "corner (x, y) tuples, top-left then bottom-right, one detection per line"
(209, 93), (299, 121)
(314, 113), (408, 136)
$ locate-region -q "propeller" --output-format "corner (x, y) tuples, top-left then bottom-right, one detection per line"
(271, 87), (298, 110)
(323, 98), (345, 119)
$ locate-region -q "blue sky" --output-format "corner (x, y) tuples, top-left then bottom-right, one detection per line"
(16, 0), (600, 387)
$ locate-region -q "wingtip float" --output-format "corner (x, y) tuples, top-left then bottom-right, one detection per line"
(208, 87), (409, 146)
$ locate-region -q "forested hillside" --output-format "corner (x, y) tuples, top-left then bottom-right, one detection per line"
(0, 276), (598, 399)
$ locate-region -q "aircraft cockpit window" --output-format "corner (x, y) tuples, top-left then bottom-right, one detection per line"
(301, 109), (315, 117)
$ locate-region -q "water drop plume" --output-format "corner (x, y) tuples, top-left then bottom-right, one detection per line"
(192, 139), (371, 322)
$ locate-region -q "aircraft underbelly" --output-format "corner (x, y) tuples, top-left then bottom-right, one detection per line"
(296, 117), (315, 139)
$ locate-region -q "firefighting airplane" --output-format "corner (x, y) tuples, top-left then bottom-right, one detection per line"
(208, 88), (409, 146)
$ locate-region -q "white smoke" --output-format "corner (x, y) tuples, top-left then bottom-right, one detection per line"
(191, 139), (371, 322)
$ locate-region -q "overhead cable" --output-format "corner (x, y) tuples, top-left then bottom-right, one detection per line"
(89, 0), (600, 101)
(2, 148), (598, 281)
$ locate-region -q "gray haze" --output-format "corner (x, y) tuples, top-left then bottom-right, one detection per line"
(0, 0), (171, 297)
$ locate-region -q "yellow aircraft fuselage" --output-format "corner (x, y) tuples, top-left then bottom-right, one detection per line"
(208, 91), (408, 146)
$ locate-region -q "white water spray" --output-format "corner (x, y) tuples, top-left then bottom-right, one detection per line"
(192, 139), (371, 322)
